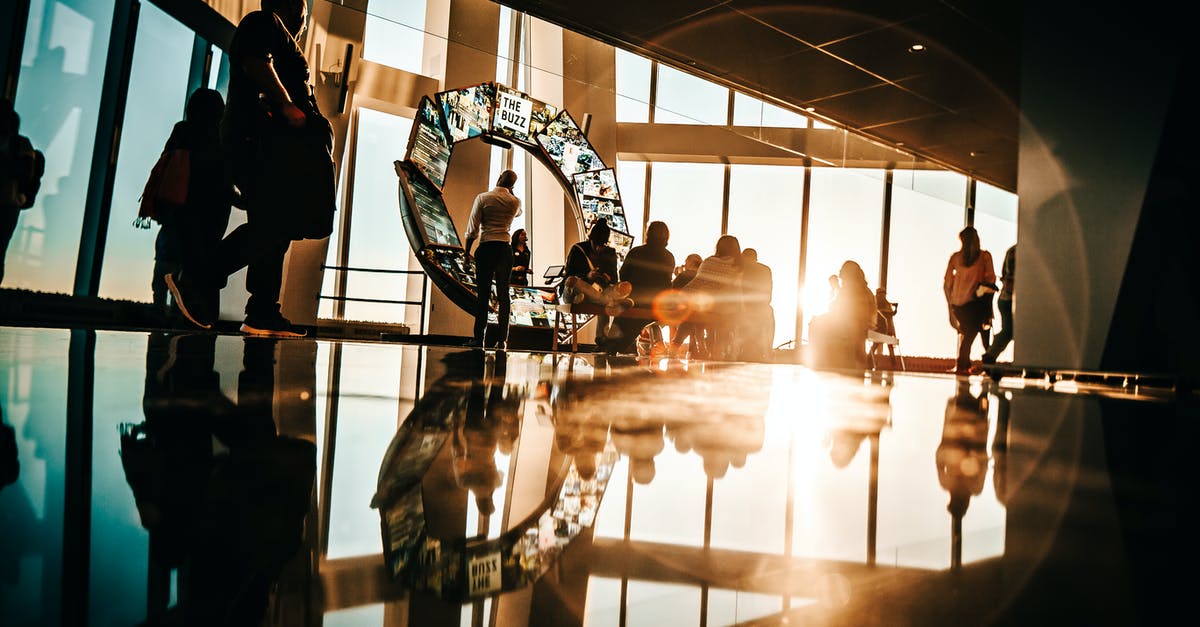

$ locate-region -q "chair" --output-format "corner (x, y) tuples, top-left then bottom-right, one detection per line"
(868, 300), (905, 371)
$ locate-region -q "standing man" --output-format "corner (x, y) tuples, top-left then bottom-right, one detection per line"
(1, 99), (43, 285)
(464, 170), (522, 349)
(982, 243), (1016, 364)
(740, 248), (775, 361)
(609, 221), (675, 354)
(168, 0), (334, 337)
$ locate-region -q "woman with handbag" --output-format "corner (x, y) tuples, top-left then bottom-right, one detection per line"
(943, 226), (997, 375)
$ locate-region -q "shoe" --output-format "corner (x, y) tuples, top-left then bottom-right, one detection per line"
(568, 287), (585, 304)
(605, 297), (634, 317)
(164, 273), (212, 330)
(613, 281), (633, 299)
(462, 337), (482, 348)
(241, 312), (307, 338)
(489, 341), (507, 350)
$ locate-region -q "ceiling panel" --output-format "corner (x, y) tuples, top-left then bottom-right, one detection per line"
(494, 0), (1021, 192)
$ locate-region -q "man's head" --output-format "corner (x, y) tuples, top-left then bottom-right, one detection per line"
(645, 221), (669, 247)
(743, 248), (758, 263)
(185, 88), (225, 127)
(496, 169), (518, 189)
(587, 220), (611, 246)
(262, 0), (307, 37)
(684, 253), (702, 270)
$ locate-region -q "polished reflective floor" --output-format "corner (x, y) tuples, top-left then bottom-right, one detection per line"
(0, 325), (1192, 626)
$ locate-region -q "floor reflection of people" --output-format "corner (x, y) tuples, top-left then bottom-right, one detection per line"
(123, 333), (316, 626)
(455, 353), (520, 521)
(0, 403), (16, 491)
(936, 379), (991, 571)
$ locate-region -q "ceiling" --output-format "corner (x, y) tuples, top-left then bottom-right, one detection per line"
(493, 0), (1022, 193)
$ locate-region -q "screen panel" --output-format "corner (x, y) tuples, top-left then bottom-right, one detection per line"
(407, 96), (451, 189)
(436, 82), (497, 143)
(573, 168), (620, 200)
(536, 110), (605, 177)
(399, 160), (462, 247)
(491, 84), (559, 147)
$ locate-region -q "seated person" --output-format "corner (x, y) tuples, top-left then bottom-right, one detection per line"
(608, 220), (675, 354)
(562, 221), (634, 341)
(808, 260), (875, 370)
(669, 235), (744, 360)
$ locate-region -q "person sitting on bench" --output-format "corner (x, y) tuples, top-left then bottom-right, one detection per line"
(561, 220), (633, 344)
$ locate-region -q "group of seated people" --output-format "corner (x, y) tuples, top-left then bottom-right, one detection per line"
(557, 220), (776, 361)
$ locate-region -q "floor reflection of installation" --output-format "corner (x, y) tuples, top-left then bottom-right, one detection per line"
(121, 333), (316, 625)
(394, 82), (635, 341)
(372, 349), (618, 602)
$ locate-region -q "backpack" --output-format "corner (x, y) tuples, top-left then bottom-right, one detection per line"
(1, 134), (43, 210)
(134, 148), (190, 228)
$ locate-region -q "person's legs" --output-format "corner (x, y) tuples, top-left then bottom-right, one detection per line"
(489, 244), (513, 347)
(473, 244), (500, 343)
(983, 298), (1014, 363)
(957, 326), (980, 373)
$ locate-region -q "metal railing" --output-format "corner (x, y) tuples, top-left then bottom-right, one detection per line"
(318, 265), (429, 335)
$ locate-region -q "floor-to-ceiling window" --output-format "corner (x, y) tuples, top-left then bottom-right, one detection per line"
(647, 162), (725, 266)
(97, 3), (194, 303)
(7, 0), (117, 294)
(802, 168), (885, 337)
(727, 164), (805, 347)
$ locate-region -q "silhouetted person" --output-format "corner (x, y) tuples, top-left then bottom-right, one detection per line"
(869, 286), (899, 364)
(936, 379), (990, 571)
(464, 169), (522, 348)
(740, 247), (774, 361)
(125, 334), (316, 626)
(562, 220), (633, 344)
(168, 0), (335, 337)
(809, 260), (875, 370)
(666, 253), (703, 353)
(670, 235), (743, 360)
(982, 243), (1016, 364)
(0, 99), (43, 285)
(0, 403), (16, 491)
(609, 220), (675, 354)
(150, 88), (232, 317)
(944, 226), (997, 374)
(509, 228), (531, 287)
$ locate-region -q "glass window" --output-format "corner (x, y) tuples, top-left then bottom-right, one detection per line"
(732, 91), (809, 128)
(326, 343), (409, 560)
(626, 581), (701, 627)
(887, 175), (965, 358)
(363, 0), (446, 80)
(615, 49), (650, 123)
(727, 164), (805, 347)
(98, 3), (194, 302)
(7, 0), (117, 294)
(647, 162), (724, 270)
(653, 64), (728, 125)
(973, 181), (1018, 362)
(615, 159), (646, 242)
(321, 108), (420, 324)
(802, 168), (884, 338)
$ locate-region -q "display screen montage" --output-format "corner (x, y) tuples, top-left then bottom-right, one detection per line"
(573, 169), (619, 200)
(582, 198), (627, 234)
(438, 83), (496, 143)
(536, 113), (604, 177)
(410, 97), (451, 189)
(492, 86), (558, 146)
(404, 165), (461, 248)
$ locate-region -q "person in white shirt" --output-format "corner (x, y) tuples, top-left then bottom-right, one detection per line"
(463, 170), (522, 348)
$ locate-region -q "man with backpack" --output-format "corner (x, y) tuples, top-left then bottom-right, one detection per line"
(0, 98), (45, 285)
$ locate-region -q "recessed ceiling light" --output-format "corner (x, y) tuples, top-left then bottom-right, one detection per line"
(908, 44), (926, 53)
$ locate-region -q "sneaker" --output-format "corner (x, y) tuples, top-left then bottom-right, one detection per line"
(164, 273), (212, 330)
(613, 281), (633, 299)
(241, 313), (307, 338)
(463, 337), (483, 348)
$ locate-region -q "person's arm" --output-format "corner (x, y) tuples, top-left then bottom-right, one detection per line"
(943, 253), (957, 303)
(242, 56), (306, 127)
(983, 251), (997, 285)
(463, 195), (483, 257)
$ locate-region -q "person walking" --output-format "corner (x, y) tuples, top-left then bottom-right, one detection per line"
(982, 243), (1016, 364)
(149, 88), (232, 318)
(168, 0), (335, 337)
(464, 170), (523, 349)
(943, 226), (997, 375)
(0, 98), (43, 285)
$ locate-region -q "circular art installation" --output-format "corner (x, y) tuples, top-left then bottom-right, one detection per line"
(394, 81), (635, 331)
